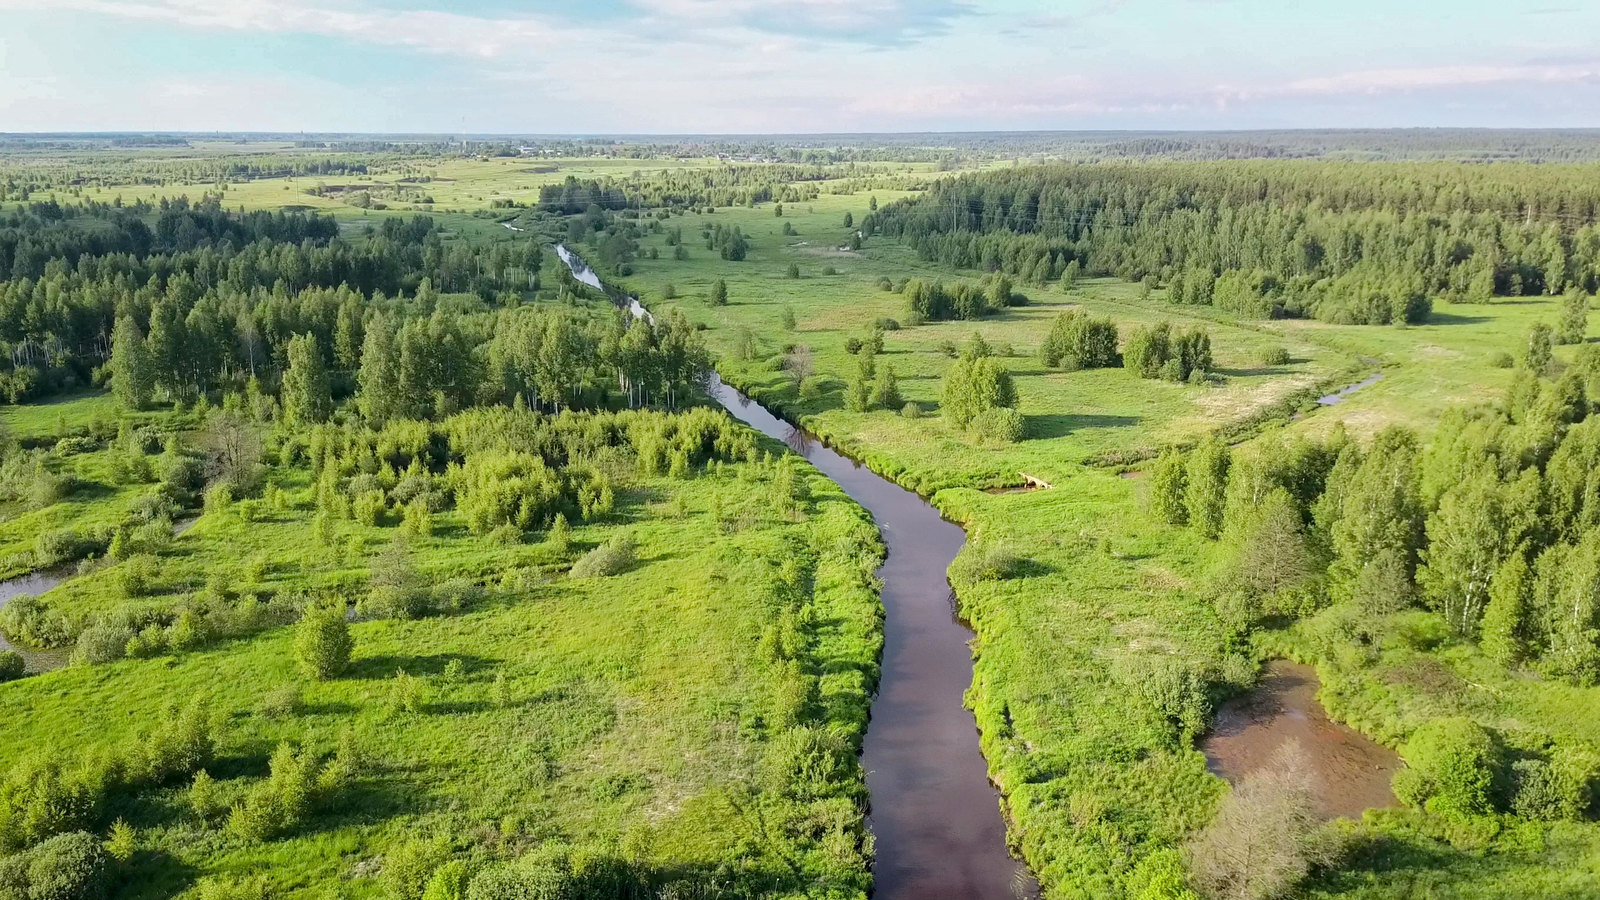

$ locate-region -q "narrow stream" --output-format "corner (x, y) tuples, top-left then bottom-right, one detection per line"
(557, 245), (1034, 898)
(0, 516), (198, 674)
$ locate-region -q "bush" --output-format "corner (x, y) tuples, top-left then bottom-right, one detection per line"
(970, 407), (1024, 443)
(1396, 717), (1503, 818)
(294, 604), (352, 680)
(465, 848), (578, 900)
(952, 542), (1025, 584)
(1258, 345), (1291, 366)
(0, 831), (111, 900)
(1511, 746), (1599, 820)
(1488, 350), (1515, 368)
(0, 651), (22, 682)
(73, 623), (133, 666)
(900, 402), (922, 419)
(570, 533), (636, 578)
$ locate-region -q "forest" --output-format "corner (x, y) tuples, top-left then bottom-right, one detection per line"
(868, 161), (1600, 325)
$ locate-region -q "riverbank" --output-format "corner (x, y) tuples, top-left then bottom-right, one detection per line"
(558, 244), (1036, 898)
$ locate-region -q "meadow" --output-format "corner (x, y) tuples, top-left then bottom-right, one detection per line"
(1, 392), (884, 898)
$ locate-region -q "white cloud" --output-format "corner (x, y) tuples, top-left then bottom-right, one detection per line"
(0, 0), (588, 58)
(1278, 62), (1600, 97)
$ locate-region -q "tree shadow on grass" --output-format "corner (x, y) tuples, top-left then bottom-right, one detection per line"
(1027, 413), (1140, 440)
(1215, 366), (1294, 378)
(1426, 311), (1492, 326)
(347, 652), (492, 681)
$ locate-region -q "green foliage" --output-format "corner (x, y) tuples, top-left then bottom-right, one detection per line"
(1149, 449), (1188, 526)
(940, 355), (1017, 431)
(0, 831), (111, 900)
(1397, 717), (1503, 819)
(1481, 551), (1533, 666)
(1526, 322), (1555, 375)
(1040, 310), (1118, 370)
(280, 333), (332, 427)
(103, 820), (134, 864)
(1557, 289), (1591, 345)
(569, 533), (636, 578)
(108, 316), (153, 412)
(1184, 438), (1230, 539)
(226, 739), (354, 843)
(293, 603), (352, 680)
(1124, 322), (1211, 382)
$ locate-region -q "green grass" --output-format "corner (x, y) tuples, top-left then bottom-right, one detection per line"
(0, 427), (883, 898)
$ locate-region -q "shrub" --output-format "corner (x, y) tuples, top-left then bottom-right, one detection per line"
(0, 831), (111, 900)
(294, 604), (352, 680)
(900, 402), (922, 419)
(1186, 742), (1336, 900)
(570, 533), (636, 578)
(1396, 717), (1503, 818)
(970, 407), (1025, 443)
(195, 878), (271, 900)
(422, 861), (471, 900)
(953, 542), (1024, 584)
(1511, 746), (1600, 820)
(105, 820), (135, 863)
(190, 770), (226, 823)
(73, 623), (133, 666)
(1258, 345), (1291, 366)
(0, 651), (22, 682)
(115, 556), (157, 598)
(258, 684), (301, 720)
(465, 848), (578, 900)
(1488, 350), (1515, 368)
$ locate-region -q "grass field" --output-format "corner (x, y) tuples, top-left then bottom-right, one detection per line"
(0, 397), (884, 897)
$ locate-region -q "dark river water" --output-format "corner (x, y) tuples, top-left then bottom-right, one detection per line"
(1200, 660), (1401, 820)
(558, 245), (1033, 898)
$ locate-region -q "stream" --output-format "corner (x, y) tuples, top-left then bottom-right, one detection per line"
(557, 245), (1034, 898)
(0, 516), (198, 674)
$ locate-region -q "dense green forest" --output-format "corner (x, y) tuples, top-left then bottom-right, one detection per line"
(868, 161), (1600, 325)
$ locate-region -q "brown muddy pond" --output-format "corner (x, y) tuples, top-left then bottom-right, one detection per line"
(1201, 660), (1401, 820)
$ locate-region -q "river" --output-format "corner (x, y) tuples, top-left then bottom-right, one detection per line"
(556, 245), (1033, 898)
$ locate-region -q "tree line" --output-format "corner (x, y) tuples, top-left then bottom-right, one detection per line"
(867, 160), (1600, 325)
(0, 198), (545, 403)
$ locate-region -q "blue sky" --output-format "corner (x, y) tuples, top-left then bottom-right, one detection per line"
(1, 0), (1597, 133)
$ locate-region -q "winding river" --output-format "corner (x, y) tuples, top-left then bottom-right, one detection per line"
(557, 245), (1033, 898)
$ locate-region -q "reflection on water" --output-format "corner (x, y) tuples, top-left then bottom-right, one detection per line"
(1201, 660), (1400, 820)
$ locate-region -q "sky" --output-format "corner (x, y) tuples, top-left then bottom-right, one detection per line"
(0, 0), (1597, 134)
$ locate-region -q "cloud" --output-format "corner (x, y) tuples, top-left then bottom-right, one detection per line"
(628, 0), (975, 46)
(1272, 62), (1600, 98)
(0, 0), (593, 58)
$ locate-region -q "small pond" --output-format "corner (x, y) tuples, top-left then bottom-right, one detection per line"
(1201, 660), (1401, 820)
